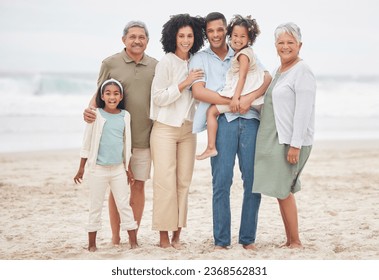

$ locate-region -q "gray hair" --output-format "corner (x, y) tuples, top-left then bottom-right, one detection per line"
(274, 22), (302, 44)
(122, 20), (149, 38)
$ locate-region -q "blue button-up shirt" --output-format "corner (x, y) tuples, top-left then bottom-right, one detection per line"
(189, 46), (261, 133)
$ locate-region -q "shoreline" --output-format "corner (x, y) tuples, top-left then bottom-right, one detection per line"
(1, 138), (378, 155)
(0, 138), (378, 260)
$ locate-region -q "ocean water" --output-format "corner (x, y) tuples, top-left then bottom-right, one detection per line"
(0, 72), (378, 153)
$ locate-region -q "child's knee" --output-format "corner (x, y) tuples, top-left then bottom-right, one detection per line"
(207, 105), (220, 118)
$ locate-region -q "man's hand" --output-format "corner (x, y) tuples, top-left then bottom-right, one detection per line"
(83, 106), (97, 123)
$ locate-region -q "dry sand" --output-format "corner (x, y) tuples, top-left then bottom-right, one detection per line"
(0, 140), (378, 260)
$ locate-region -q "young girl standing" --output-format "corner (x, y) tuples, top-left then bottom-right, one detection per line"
(74, 78), (138, 251)
(196, 15), (265, 160)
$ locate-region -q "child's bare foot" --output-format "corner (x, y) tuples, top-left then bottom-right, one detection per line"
(112, 235), (121, 246)
(128, 230), (138, 249)
(196, 149), (218, 160)
(88, 231), (97, 252)
(159, 231), (171, 248)
(88, 245), (97, 252)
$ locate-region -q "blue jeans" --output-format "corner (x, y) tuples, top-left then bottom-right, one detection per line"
(211, 114), (261, 246)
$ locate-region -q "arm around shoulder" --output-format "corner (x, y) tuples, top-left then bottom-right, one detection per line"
(83, 92), (97, 123)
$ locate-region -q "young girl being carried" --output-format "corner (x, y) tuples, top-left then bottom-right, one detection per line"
(196, 15), (265, 160)
(74, 78), (138, 251)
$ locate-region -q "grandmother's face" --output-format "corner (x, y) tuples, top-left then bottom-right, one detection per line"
(275, 32), (302, 64)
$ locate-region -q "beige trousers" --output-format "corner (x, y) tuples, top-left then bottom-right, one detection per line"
(86, 164), (138, 232)
(150, 121), (196, 231)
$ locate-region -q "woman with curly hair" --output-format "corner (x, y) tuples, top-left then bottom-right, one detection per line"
(150, 14), (205, 248)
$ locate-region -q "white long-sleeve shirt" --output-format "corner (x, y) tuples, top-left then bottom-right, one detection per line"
(80, 109), (132, 171)
(271, 60), (316, 148)
(150, 53), (196, 127)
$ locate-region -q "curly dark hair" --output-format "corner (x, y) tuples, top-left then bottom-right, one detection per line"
(161, 14), (206, 54)
(227, 14), (260, 46)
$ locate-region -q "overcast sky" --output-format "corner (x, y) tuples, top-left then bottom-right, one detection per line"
(0, 0), (377, 76)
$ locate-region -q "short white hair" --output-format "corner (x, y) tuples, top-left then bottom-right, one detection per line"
(274, 22), (302, 44)
(123, 20), (149, 38)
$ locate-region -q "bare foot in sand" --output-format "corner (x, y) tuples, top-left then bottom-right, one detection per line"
(128, 230), (138, 249)
(88, 246), (97, 252)
(159, 241), (172, 248)
(243, 244), (257, 250)
(88, 232), (97, 252)
(214, 245), (228, 250)
(171, 241), (182, 250)
(159, 231), (172, 248)
(289, 242), (304, 249)
(279, 242), (290, 248)
(130, 243), (139, 249)
(196, 149), (218, 160)
(112, 236), (120, 246)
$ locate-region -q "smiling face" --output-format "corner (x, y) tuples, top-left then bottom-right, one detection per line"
(101, 84), (123, 113)
(229, 25), (249, 53)
(275, 32), (302, 65)
(175, 25), (194, 59)
(122, 26), (148, 58)
(206, 19), (227, 51)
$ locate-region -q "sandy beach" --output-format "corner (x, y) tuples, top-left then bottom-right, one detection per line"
(0, 139), (378, 260)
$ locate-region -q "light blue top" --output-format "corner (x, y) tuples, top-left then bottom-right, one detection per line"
(189, 46), (263, 133)
(96, 108), (125, 165)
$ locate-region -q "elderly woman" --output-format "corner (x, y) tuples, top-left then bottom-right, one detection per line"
(253, 22), (316, 248)
(150, 14), (205, 248)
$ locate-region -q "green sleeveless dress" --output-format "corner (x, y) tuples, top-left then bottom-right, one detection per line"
(252, 72), (312, 199)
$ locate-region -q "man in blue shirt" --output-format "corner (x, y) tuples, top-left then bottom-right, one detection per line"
(189, 12), (271, 250)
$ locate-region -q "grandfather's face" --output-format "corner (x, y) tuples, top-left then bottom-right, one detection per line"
(122, 27), (148, 57)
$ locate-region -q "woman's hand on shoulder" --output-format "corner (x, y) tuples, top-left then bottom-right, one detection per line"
(186, 69), (204, 85)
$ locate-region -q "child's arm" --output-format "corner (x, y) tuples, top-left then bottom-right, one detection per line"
(230, 53), (250, 113)
(74, 158), (87, 184)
